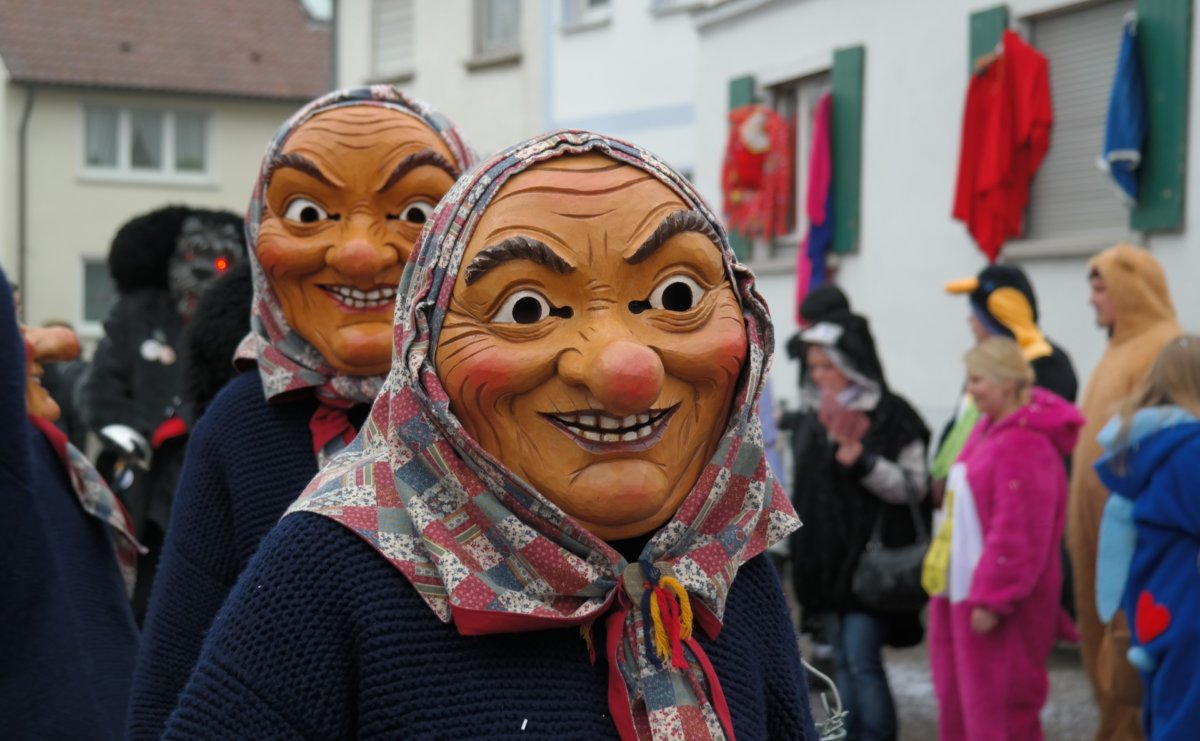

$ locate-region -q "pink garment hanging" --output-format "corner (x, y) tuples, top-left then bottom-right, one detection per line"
(795, 92), (833, 322)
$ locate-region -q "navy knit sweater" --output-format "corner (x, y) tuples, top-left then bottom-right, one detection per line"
(0, 275), (139, 740)
(163, 512), (817, 739)
(127, 371), (334, 739)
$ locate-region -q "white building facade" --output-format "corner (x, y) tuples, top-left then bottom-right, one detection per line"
(336, 0), (545, 158)
(343, 0), (1195, 429)
(692, 0), (1197, 427)
(544, 0), (705, 177)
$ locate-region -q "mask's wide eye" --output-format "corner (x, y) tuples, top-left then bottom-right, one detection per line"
(648, 275), (704, 312)
(282, 198), (331, 224)
(492, 289), (560, 325)
(391, 200), (434, 224)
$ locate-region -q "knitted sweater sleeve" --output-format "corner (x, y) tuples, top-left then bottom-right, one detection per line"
(162, 514), (363, 739)
(126, 412), (240, 740)
(967, 431), (1064, 615)
(744, 559), (820, 740)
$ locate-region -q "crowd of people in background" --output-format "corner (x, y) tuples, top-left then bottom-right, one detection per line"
(4, 84), (1200, 741)
(779, 244), (1197, 741)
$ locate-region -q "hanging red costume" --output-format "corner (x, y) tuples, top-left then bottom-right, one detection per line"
(953, 30), (1053, 262)
(723, 104), (793, 239)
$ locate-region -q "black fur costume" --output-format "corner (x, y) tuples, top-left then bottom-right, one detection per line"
(78, 205), (245, 620)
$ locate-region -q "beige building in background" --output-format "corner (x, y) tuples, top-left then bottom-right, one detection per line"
(335, 0), (545, 159)
(0, 0), (331, 340)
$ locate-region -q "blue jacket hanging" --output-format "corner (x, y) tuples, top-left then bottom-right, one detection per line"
(1100, 14), (1147, 203)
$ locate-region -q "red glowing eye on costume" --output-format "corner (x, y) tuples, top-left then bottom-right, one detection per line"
(215, 257), (229, 272)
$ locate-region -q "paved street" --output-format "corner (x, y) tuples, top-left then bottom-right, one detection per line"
(807, 641), (1099, 739)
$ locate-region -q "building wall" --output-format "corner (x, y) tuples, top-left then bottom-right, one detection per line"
(694, 0), (1199, 429)
(336, 0), (544, 158)
(545, 0), (701, 174)
(14, 86), (298, 334)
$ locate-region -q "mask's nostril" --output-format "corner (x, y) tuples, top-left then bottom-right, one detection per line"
(628, 300), (650, 315)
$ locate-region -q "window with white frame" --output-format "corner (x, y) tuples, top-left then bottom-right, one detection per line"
(81, 257), (117, 329)
(1021, 0), (1135, 247)
(372, 0), (415, 80)
(474, 0), (521, 59)
(562, 0), (610, 29)
(758, 71), (830, 263)
(83, 105), (211, 179)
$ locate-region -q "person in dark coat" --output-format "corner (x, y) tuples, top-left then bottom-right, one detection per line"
(126, 87), (477, 741)
(178, 259), (255, 422)
(782, 309), (930, 741)
(77, 205), (244, 621)
(0, 270), (141, 740)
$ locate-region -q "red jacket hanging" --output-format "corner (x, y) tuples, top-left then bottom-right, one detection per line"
(723, 104), (793, 239)
(953, 30), (1053, 261)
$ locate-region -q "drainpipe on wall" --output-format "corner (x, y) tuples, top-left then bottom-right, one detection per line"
(16, 82), (35, 323)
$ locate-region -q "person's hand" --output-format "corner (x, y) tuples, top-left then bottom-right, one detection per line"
(22, 325), (79, 422)
(835, 440), (863, 467)
(841, 410), (869, 444)
(971, 607), (1000, 634)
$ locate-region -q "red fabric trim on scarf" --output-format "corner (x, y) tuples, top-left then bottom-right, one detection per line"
(309, 401), (357, 458)
(687, 635), (737, 741)
(605, 597), (640, 741)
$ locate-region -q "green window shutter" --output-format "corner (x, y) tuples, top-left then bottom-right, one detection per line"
(831, 45), (864, 254)
(727, 75), (757, 261)
(969, 6), (1010, 73)
(1131, 0), (1192, 232)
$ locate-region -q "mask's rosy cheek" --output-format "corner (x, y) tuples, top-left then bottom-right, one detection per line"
(661, 304), (748, 386)
(256, 228), (327, 278)
(436, 331), (557, 420)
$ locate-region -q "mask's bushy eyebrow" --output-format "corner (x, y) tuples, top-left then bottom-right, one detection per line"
(265, 152), (334, 188)
(464, 236), (574, 286)
(377, 149), (460, 193)
(627, 210), (721, 265)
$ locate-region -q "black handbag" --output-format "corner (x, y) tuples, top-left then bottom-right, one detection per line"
(850, 475), (930, 613)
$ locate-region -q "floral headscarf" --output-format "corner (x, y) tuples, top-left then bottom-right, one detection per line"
(234, 86), (475, 462)
(287, 131), (800, 740)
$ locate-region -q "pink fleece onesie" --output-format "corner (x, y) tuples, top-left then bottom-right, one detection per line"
(928, 387), (1082, 740)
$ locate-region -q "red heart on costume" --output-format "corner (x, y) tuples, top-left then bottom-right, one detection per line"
(1135, 590), (1171, 644)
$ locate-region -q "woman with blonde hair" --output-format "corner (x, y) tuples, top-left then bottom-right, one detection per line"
(924, 337), (1082, 740)
(1094, 335), (1200, 739)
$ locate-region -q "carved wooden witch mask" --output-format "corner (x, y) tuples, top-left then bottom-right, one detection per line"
(257, 105), (464, 376)
(435, 153), (749, 539)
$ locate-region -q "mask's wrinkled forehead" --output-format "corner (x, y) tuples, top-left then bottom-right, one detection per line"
(412, 134), (741, 349)
(245, 86), (474, 247)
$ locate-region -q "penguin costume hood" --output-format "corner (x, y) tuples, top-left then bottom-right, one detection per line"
(946, 264), (1078, 402)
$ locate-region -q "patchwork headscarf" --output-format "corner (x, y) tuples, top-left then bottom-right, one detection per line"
(234, 86), (475, 463)
(28, 415), (144, 598)
(287, 131), (800, 740)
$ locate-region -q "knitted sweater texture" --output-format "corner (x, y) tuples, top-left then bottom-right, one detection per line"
(127, 371), (323, 739)
(163, 513), (817, 739)
(1, 425), (140, 740)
